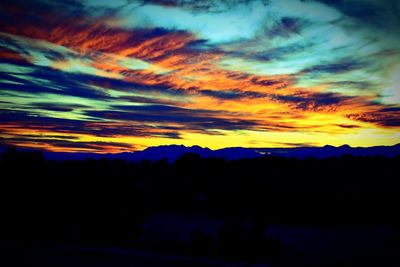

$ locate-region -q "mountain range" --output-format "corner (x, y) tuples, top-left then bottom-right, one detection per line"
(30, 143), (400, 162)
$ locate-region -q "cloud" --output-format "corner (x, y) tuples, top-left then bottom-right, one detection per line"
(198, 89), (267, 100)
(0, 0), (399, 152)
(268, 0), (342, 23)
(1, 136), (135, 152)
(86, 104), (261, 132)
(267, 17), (303, 38)
(30, 103), (90, 113)
(0, 110), (182, 139)
(335, 124), (360, 129)
(302, 60), (366, 74)
(80, 0), (270, 43)
(348, 107), (400, 127)
(271, 92), (351, 111)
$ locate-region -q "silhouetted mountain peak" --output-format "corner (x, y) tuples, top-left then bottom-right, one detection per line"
(24, 143), (400, 161)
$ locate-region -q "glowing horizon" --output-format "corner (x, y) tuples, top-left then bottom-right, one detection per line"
(0, 0), (399, 152)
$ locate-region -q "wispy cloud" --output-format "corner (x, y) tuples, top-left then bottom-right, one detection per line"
(0, 0), (399, 151)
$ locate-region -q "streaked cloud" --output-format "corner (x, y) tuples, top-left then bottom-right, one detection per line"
(0, 0), (399, 152)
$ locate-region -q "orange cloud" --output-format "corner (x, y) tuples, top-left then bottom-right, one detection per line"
(1, 11), (399, 152)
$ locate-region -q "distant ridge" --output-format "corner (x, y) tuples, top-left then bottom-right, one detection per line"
(254, 143), (400, 159)
(26, 143), (400, 161)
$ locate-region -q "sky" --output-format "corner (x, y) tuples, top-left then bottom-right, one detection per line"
(0, 0), (399, 152)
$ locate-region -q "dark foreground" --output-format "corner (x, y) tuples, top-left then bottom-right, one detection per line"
(1, 148), (399, 266)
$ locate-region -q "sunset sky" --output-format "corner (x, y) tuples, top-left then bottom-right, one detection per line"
(0, 0), (399, 152)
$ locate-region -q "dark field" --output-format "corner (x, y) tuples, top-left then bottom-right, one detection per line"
(1, 148), (399, 266)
